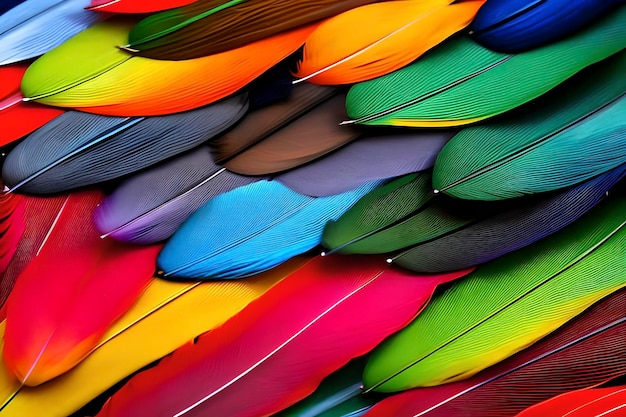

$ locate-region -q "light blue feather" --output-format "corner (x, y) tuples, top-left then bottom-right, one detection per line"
(0, 0), (105, 66)
(157, 180), (382, 280)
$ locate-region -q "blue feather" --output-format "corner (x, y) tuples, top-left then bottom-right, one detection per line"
(157, 180), (382, 279)
(0, 0), (106, 66)
(471, 0), (622, 52)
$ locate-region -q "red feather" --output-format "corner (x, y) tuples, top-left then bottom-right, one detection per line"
(86, 0), (197, 13)
(0, 190), (25, 275)
(0, 65), (63, 147)
(2, 190), (161, 386)
(363, 289), (626, 417)
(518, 385), (626, 417)
(97, 255), (472, 417)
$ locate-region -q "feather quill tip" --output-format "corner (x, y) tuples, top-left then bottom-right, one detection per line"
(85, 0), (120, 10)
(386, 258), (393, 264)
(433, 189), (440, 194)
(117, 45), (139, 53)
(339, 120), (356, 126)
(320, 251), (327, 256)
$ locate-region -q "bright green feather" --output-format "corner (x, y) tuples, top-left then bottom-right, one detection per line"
(432, 51), (626, 200)
(345, 6), (626, 127)
(363, 196), (626, 392)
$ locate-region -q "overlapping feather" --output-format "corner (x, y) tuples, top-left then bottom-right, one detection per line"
(96, 256), (472, 417)
(0, 0), (106, 66)
(125, 0), (381, 60)
(2, 94), (248, 194)
(157, 179), (382, 279)
(294, 0), (484, 85)
(93, 146), (259, 244)
(21, 18), (313, 116)
(344, 7), (626, 127)
(433, 51), (626, 201)
(517, 385), (626, 417)
(86, 0), (197, 13)
(0, 257), (308, 417)
(363, 289), (626, 416)
(363, 195), (626, 392)
(0, 191), (25, 274)
(3, 190), (161, 386)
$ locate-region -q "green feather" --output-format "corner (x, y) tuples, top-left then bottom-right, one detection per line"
(362, 195), (626, 393)
(344, 6), (626, 127)
(432, 51), (626, 200)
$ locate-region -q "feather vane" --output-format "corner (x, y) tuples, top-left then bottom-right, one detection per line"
(0, 191), (25, 275)
(86, 0), (197, 13)
(517, 385), (626, 417)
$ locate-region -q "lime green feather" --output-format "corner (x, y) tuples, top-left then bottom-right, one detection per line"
(363, 195), (626, 392)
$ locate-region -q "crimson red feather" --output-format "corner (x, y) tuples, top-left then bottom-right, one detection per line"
(97, 255), (472, 417)
(518, 385), (626, 417)
(0, 190), (25, 275)
(2, 190), (161, 386)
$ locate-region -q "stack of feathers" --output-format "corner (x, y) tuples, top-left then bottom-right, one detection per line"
(0, 0), (624, 416)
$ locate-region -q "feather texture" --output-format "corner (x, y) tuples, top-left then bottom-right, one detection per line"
(294, 0), (484, 85)
(212, 83), (339, 165)
(2, 95), (248, 194)
(0, 191), (25, 274)
(0, 0), (106, 66)
(0, 65), (64, 147)
(96, 256), (472, 417)
(157, 179), (382, 279)
(21, 18), (313, 116)
(125, 0), (381, 60)
(3, 190), (161, 386)
(393, 165), (626, 272)
(363, 289), (626, 416)
(93, 146), (260, 244)
(86, 0), (197, 13)
(223, 93), (365, 175)
(517, 385), (626, 417)
(363, 195), (626, 392)
(471, 0), (623, 53)
(0, 257), (308, 417)
(344, 8), (626, 127)
(432, 50), (626, 200)
(277, 131), (454, 197)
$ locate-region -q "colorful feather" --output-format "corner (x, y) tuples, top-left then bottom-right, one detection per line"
(21, 18), (313, 116)
(93, 146), (260, 244)
(2, 94), (248, 194)
(0, 65), (64, 147)
(125, 0), (381, 60)
(471, 0), (623, 53)
(0, 190), (25, 274)
(96, 255), (472, 417)
(276, 131), (454, 197)
(294, 0), (484, 85)
(222, 94), (365, 175)
(0, 257), (308, 417)
(363, 289), (626, 416)
(157, 179), (382, 279)
(344, 8), (626, 127)
(3, 190), (161, 386)
(363, 195), (626, 392)
(517, 385), (626, 417)
(0, 0), (106, 66)
(86, 0), (197, 13)
(433, 51), (626, 200)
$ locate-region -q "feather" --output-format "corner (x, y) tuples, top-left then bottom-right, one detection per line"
(471, 0), (623, 53)
(392, 165), (626, 273)
(277, 131), (455, 197)
(276, 357), (384, 417)
(294, 0), (484, 85)
(93, 146), (260, 244)
(0, 0), (106, 66)
(125, 0), (382, 60)
(212, 82), (339, 165)
(2, 95), (248, 194)
(362, 195), (626, 392)
(0, 65), (63, 147)
(0, 257), (308, 417)
(0, 190), (25, 274)
(157, 179), (382, 279)
(86, 0), (197, 13)
(363, 289), (626, 416)
(2, 190), (161, 386)
(432, 50), (626, 201)
(223, 93), (365, 175)
(517, 385), (626, 417)
(21, 18), (313, 116)
(0, 0), (26, 15)
(96, 255), (472, 417)
(343, 8), (626, 127)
